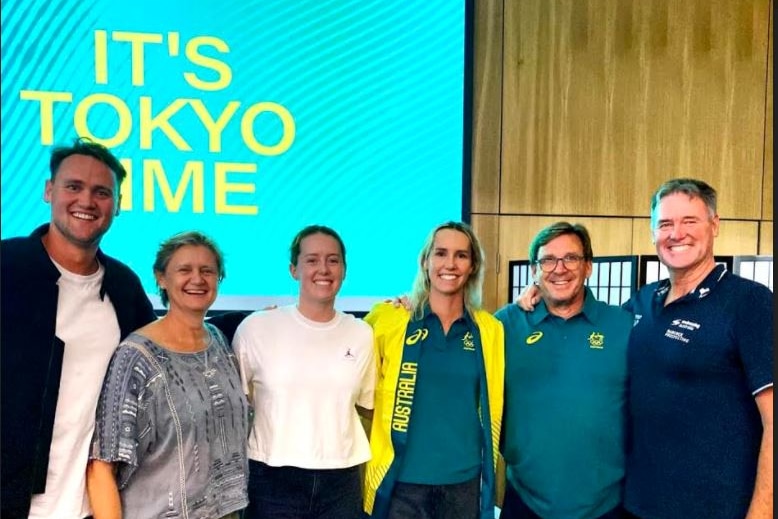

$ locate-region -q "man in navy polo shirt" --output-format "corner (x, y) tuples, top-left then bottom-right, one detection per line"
(496, 222), (632, 519)
(624, 178), (773, 519)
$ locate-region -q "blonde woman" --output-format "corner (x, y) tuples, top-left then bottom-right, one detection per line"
(363, 221), (504, 519)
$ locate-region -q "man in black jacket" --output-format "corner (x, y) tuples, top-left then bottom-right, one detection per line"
(1, 138), (157, 518)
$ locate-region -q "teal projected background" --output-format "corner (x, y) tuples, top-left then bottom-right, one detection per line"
(0, 0), (470, 310)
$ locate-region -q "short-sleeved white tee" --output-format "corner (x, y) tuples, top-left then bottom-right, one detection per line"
(232, 305), (375, 469)
(28, 261), (120, 519)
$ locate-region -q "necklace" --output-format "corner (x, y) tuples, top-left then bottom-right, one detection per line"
(195, 348), (217, 378)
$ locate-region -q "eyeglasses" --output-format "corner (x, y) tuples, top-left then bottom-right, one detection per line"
(536, 255), (585, 272)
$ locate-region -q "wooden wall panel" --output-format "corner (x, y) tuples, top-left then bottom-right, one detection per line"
(763, 4), (773, 221)
(759, 221), (773, 254)
(469, 0), (772, 304)
(471, 214), (501, 312)
(495, 215), (634, 307)
(630, 218), (760, 255)
(471, 0), (503, 214)
(500, 0), (770, 218)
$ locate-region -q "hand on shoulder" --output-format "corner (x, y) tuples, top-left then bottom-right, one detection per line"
(515, 283), (541, 312)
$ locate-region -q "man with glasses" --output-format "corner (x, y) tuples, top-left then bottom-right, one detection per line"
(495, 222), (631, 519)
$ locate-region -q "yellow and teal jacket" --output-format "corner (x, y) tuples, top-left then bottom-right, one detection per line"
(362, 302), (504, 519)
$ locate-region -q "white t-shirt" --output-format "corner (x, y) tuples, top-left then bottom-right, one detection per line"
(28, 261), (120, 519)
(233, 305), (375, 469)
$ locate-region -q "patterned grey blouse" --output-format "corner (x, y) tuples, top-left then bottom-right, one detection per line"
(90, 323), (249, 519)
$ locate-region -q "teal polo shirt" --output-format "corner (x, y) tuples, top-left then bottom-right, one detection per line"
(397, 307), (482, 484)
(495, 288), (631, 519)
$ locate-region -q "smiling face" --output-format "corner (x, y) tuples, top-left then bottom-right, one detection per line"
(651, 192), (719, 276)
(532, 233), (592, 314)
(155, 245), (220, 314)
(425, 228), (474, 300)
(291, 232), (345, 310)
(44, 154), (120, 250)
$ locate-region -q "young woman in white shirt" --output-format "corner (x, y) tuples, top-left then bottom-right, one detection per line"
(232, 225), (376, 519)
